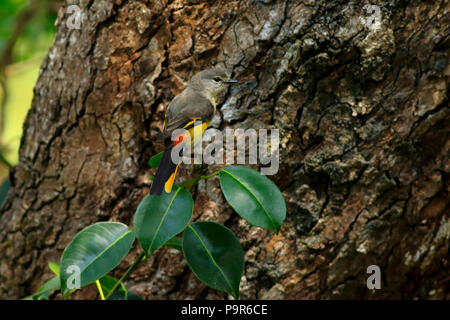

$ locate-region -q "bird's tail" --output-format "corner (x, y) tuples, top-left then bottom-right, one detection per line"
(149, 146), (179, 195)
(150, 120), (208, 195)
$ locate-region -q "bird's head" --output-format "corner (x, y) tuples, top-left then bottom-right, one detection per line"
(188, 68), (237, 101)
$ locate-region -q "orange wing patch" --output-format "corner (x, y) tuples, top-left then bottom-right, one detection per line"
(162, 119), (211, 194)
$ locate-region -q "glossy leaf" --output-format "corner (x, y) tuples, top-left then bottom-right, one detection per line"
(99, 275), (126, 297)
(23, 263), (62, 300)
(219, 166), (286, 232)
(38, 276), (60, 293)
(148, 152), (163, 168)
(98, 276), (143, 300)
(183, 222), (244, 299)
(60, 222), (135, 295)
(134, 187), (193, 256)
(32, 276), (60, 300)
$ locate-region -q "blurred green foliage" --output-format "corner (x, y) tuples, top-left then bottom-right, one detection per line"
(0, 0), (57, 63)
(3, 61), (42, 164)
(0, 0), (57, 171)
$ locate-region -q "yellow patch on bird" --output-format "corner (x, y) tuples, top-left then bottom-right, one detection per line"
(180, 120), (211, 149)
(188, 121), (210, 142)
(163, 119), (210, 194)
(183, 117), (201, 129)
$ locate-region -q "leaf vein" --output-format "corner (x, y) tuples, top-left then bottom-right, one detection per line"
(222, 169), (277, 230)
(187, 225), (235, 296)
(148, 187), (182, 254)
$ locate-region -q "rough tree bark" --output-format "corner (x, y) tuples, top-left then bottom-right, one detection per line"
(0, 0), (448, 299)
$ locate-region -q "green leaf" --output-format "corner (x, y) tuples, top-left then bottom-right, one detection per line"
(37, 276), (60, 295)
(165, 236), (183, 252)
(219, 166), (286, 232)
(134, 187), (193, 256)
(60, 222), (135, 295)
(148, 152), (163, 168)
(99, 275), (126, 297)
(25, 276), (61, 300)
(99, 275), (126, 294)
(48, 262), (60, 276)
(98, 275), (143, 300)
(182, 222), (244, 299)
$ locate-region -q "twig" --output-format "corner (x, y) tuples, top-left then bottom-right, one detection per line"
(105, 251), (145, 300)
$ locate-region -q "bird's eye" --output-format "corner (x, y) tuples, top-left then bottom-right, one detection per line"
(213, 77), (222, 83)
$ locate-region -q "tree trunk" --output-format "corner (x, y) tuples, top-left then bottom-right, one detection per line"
(0, 0), (448, 299)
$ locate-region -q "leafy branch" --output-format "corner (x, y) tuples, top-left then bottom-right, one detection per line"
(27, 160), (286, 300)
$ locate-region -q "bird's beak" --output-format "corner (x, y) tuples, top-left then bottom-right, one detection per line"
(224, 79), (238, 84)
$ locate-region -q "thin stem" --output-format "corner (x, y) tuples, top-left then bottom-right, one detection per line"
(178, 176), (199, 190)
(105, 251), (145, 300)
(200, 171), (220, 180)
(186, 175), (202, 191)
(96, 280), (105, 300)
(178, 170), (220, 192)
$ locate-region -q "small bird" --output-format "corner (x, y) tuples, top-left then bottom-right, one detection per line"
(150, 68), (237, 195)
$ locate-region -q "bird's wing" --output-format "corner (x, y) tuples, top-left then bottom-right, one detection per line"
(163, 92), (215, 139)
